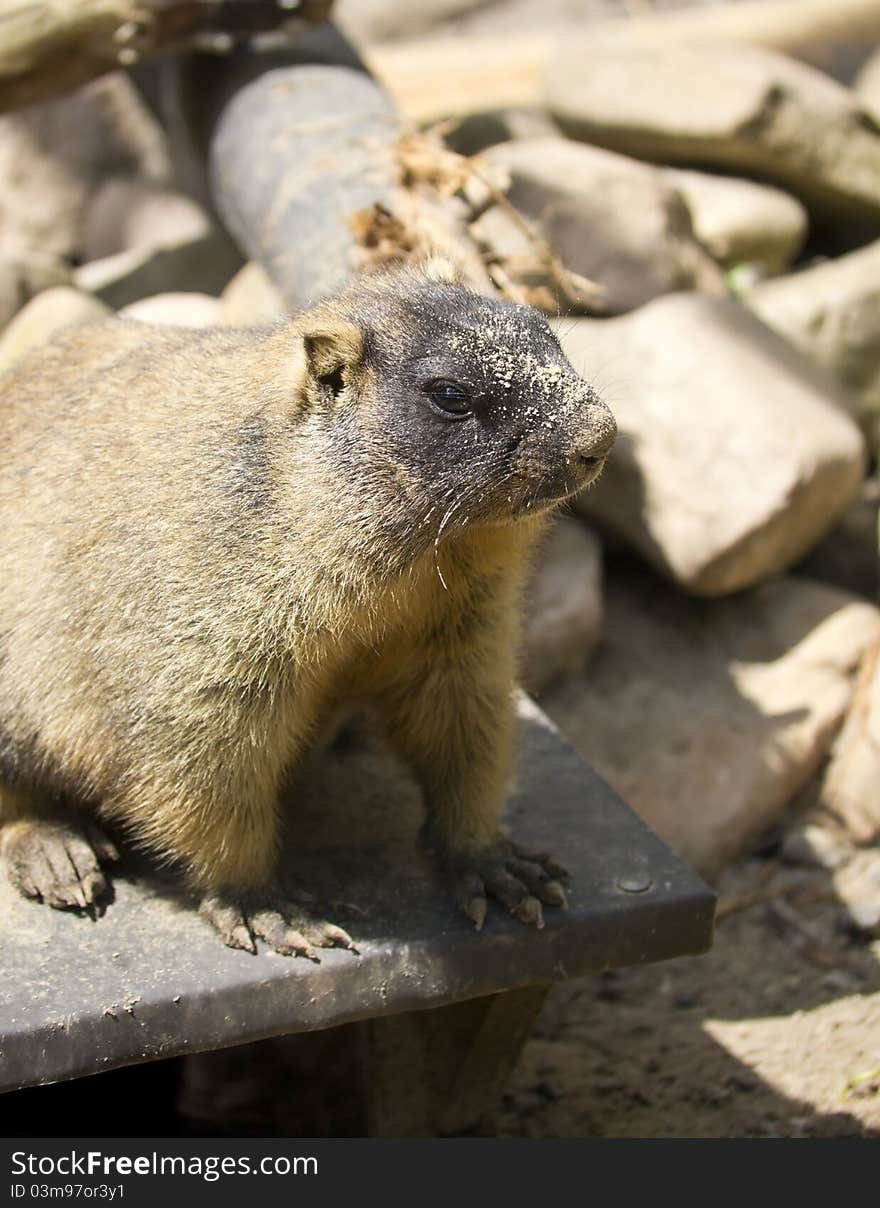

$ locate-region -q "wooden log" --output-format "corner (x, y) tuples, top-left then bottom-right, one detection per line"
(365, 0), (880, 123)
(207, 55), (403, 309)
(201, 30), (494, 310)
(0, 0), (333, 113)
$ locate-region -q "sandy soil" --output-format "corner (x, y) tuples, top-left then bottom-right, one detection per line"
(497, 848), (880, 1138)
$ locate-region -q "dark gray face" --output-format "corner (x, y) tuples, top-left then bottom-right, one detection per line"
(338, 279), (616, 535)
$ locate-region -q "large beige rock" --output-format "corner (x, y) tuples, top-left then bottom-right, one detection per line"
(444, 107), (561, 157)
(795, 478), (879, 601)
(662, 167), (807, 274)
(75, 176), (242, 308)
(83, 178), (213, 262)
(472, 138), (722, 314)
(74, 233), (241, 311)
(522, 515), (603, 695)
(855, 46), (880, 124)
(542, 564), (880, 879)
(0, 254), (70, 332)
(335, 0), (485, 44)
(745, 241), (880, 452)
(546, 41), (880, 223)
(561, 294), (866, 596)
(119, 293), (221, 328)
(0, 288), (110, 375)
(821, 635), (880, 846)
(219, 262), (287, 326)
(365, 0), (880, 124)
(0, 74), (169, 265)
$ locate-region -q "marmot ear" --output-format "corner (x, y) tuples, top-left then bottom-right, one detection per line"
(303, 320), (364, 397)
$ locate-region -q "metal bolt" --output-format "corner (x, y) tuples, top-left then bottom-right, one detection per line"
(616, 872), (653, 894)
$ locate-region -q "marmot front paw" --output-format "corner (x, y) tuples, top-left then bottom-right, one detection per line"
(432, 837), (568, 931)
(3, 817), (119, 913)
(198, 889), (357, 960)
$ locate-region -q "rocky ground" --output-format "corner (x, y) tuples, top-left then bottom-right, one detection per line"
(2, 0), (880, 1137)
(498, 853), (880, 1138)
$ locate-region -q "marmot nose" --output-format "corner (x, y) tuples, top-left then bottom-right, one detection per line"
(574, 426), (616, 473)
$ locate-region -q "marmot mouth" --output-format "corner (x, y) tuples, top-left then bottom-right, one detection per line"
(516, 457), (608, 513)
(468, 457), (609, 528)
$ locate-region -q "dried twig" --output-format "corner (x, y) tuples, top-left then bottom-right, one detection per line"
(716, 880), (836, 922)
(765, 897), (842, 969)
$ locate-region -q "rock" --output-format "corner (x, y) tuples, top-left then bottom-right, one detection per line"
(546, 40), (880, 224)
(540, 562), (880, 879)
(472, 138), (723, 314)
(834, 849), (880, 936)
(661, 168), (808, 274)
(839, 897), (880, 938)
(794, 478), (879, 600)
(83, 178), (213, 262)
(0, 254), (70, 332)
(561, 293), (866, 596)
(219, 262), (287, 326)
(854, 46), (880, 124)
(0, 288), (110, 375)
(119, 293), (221, 328)
(780, 824), (851, 870)
(0, 73), (170, 265)
(444, 108), (560, 157)
(75, 177), (243, 308)
(821, 635), (880, 846)
(75, 232), (242, 311)
(745, 241), (880, 452)
(522, 516), (603, 695)
(335, 0), (487, 44)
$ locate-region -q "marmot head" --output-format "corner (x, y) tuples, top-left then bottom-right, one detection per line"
(296, 260), (616, 546)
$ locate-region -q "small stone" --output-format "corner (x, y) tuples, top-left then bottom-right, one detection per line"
(443, 108), (560, 157)
(854, 47), (880, 124)
(829, 836), (880, 935)
(75, 228), (241, 310)
(795, 478), (878, 600)
(821, 635), (880, 845)
(83, 177), (212, 261)
(662, 167), (807, 274)
(219, 262), (287, 326)
(839, 900), (880, 938)
(119, 293), (221, 328)
(335, 0), (485, 44)
(779, 824), (850, 870)
(0, 253), (70, 332)
(0, 287), (110, 374)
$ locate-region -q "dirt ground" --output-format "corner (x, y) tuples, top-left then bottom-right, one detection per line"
(497, 847), (880, 1138)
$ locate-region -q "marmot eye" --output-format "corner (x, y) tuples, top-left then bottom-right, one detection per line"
(426, 379), (472, 418)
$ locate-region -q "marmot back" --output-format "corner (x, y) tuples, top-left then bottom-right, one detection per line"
(0, 260), (616, 956)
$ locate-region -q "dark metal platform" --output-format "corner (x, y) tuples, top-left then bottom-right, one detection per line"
(0, 696), (715, 1098)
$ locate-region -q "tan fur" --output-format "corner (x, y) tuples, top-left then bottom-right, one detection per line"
(0, 263), (615, 940)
